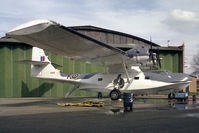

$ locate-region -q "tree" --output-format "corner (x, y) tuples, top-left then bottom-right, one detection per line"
(192, 51), (199, 78)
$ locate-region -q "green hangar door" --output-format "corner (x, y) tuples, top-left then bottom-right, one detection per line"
(0, 39), (106, 97)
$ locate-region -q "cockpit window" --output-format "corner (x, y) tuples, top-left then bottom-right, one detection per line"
(98, 78), (103, 81)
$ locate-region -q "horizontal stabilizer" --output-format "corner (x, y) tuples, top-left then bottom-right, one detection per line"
(17, 60), (49, 66)
(51, 63), (63, 68)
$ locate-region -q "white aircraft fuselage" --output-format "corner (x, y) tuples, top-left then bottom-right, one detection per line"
(33, 61), (191, 95)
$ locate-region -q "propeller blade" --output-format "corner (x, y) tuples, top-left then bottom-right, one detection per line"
(149, 37), (155, 65)
(157, 49), (161, 68)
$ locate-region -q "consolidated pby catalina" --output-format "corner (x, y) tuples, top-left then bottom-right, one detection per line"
(6, 19), (192, 100)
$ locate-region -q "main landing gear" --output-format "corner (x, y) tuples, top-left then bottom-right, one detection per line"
(109, 90), (134, 112)
(109, 89), (121, 100)
(110, 74), (124, 100)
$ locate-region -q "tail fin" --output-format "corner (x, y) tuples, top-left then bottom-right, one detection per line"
(31, 47), (56, 77)
(32, 47), (50, 62)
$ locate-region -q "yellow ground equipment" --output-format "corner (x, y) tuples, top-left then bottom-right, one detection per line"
(57, 101), (104, 107)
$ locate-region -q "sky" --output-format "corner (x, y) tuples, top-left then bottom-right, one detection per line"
(0, 0), (198, 73)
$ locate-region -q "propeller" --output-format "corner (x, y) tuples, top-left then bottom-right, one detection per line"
(156, 48), (162, 68)
(149, 37), (162, 68)
(149, 37), (155, 65)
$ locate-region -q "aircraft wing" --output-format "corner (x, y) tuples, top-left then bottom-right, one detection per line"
(6, 19), (130, 66)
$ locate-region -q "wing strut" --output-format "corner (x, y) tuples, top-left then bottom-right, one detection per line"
(122, 61), (130, 83)
(65, 85), (79, 98)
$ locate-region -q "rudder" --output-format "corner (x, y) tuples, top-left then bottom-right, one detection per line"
(31, 47), (56, 77)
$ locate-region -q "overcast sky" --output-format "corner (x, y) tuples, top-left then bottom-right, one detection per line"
(0, 0), (198, 73)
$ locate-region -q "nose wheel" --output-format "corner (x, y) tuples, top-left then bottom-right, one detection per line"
(109, 89), (121, 100)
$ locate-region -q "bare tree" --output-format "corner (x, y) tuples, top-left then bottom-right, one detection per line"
(192, 51), (199, 77)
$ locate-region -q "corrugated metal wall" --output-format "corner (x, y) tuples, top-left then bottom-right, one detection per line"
(78, 30), (151, 47)
(159, 51), (182, 73)
(0, 43), (106, 97)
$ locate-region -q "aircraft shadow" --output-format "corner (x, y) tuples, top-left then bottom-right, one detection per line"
(21, 81), (54, 97)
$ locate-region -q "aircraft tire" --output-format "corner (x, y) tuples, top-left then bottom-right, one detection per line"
(109, 89), (121, 100)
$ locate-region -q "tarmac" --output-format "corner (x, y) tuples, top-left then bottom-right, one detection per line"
(1, 97), (199, 133)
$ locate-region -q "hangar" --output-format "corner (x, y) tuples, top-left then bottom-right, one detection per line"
(0, 26), (184, 97)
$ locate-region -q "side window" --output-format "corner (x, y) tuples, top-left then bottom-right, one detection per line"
(134, 77), (139, 80)
(98, 78), (103, 81)
(145, 76), (150, 79)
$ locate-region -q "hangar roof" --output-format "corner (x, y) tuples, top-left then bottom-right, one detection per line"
(0, 25), (183, 52)
(69, 25), (160, 47)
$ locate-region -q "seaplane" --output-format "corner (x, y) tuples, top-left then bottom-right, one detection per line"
(6, 19), (192, 100)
